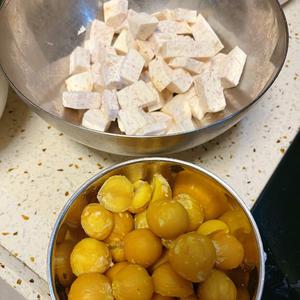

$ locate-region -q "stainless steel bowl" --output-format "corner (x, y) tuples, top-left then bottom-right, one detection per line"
(0, 0), (288, 155)
(47, 158), (265, 299)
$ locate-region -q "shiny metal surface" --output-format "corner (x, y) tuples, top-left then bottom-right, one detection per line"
(0, 0), (288, 155)
(47, 158), (265, 299)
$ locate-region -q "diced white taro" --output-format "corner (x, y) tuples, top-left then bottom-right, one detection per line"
(218, 46), (247, 88)
(157, 20), (192, 35)
(65, 72), (93, 92)
(167, 68), (193, 94)
(92, 73), (105, 92)
(149, 111), (173, 128)
(210, 53), (226, 75)
(149, 32), (177, 54)
(128, 9), (138, 17)
(91, 63), (105, 92)
(128, 31), (139, 49)
(69, 47), (90, 75)
(114, 9), (136, 33)
(103, 54), (124, 89)
(117, 118), (125, 132)
(174, 118), (196, 132)
(114, 18), (129, 33)
(194, 71), (226, 113)
(168, 57), (206, 74)
(117, 81), (156, 108)
(162, 93), (192, 122)
(191, 14), (224, 57)
(184, 87), (208, 120)
(136, 40), (156, 66)
(84, 39), (116, 64)
(117, 106), (149, 135)
(62, 92), (102, 109)
(103, 0), (128, 30)
(167, 114), (196, 134)
(128, 12), (158, 40)
(114, 29), (137, 55)
(146, 82), (165, 112)
(82, 109), (111, 131)
(136, 120), (168, 136)
(101, 90), (119, 121)
(167, 121), (178, 134)
(120, 49), (145, 84)
(148, 57), (172, 92)
(173, 8), (197, 23)
(211, 53), (227, 65)
(114, 29), (129, 54)
(152, 9), (174, 21)
(188, 95), (208, 120)
(89, 20), (114, 46)
(160, 38), (218, 59)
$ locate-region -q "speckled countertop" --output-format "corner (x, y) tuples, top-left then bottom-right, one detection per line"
(0, 2), (299, 300)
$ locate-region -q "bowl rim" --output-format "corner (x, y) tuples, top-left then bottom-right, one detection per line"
(0, 0), (289, 139)
(47, 157), (265, 300)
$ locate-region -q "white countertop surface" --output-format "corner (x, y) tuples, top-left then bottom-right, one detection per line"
(0, 2), (299, 299)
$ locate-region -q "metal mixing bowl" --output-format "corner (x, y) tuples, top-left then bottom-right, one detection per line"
(47, 158), (265, 299)
(0, 0), (288, 155)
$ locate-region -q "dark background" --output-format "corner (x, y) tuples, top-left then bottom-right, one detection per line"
(252, 132), (300, 299)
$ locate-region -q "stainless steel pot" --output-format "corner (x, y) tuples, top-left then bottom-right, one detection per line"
(47, 158), (265, 299)
(0, 0), (288, 155)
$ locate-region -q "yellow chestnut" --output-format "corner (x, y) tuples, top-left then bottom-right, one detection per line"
(152, 263), (193, 298)
(197, 269), (237, 300)
(81, 203), (114, 240)
(105, 212), (134, 245)
(151, 174), (172, 203)
(129, 180), (152, 213)
(219, 209), (252, 236)
(97, 175), (134, 213)
(134, 210), (149, 229)
(197, 220), (230, 236)
(147, 200), (189, 239)
(124, 229), (162, 267)
(106, 262), (129, 282)
(112, 264), (153, 300)
(70, 238), (111, 276)
(110, 244), (126, 263)
(211, 232), (244, 270)
(174, 193), (205, 231)
(168, 232), (216, 282)
(68, 273), (113, 300)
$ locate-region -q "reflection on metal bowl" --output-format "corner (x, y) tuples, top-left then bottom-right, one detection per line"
(47, 158), (265, 299)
